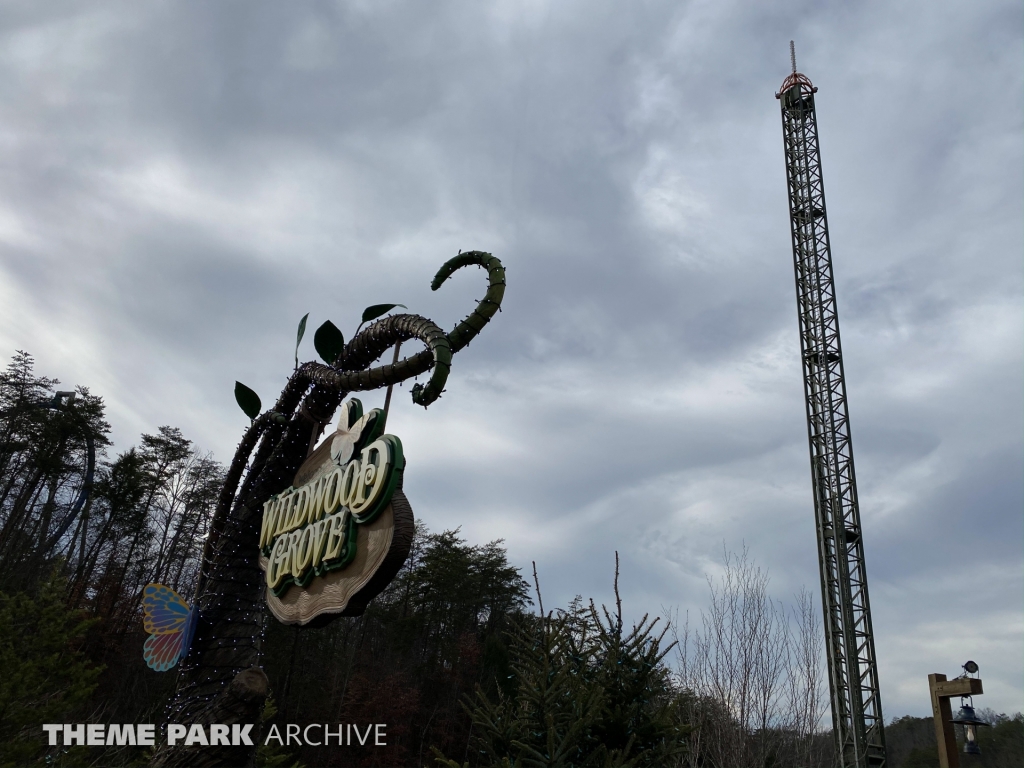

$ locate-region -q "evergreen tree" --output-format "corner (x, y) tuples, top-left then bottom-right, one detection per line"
(437, 561), (690, 768)
(0, 573), (102, 767)
(0, 352), (111, 595)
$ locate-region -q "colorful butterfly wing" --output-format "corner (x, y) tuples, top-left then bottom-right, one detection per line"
(142, 583), (190, 635)
(143, 630), (185, 672)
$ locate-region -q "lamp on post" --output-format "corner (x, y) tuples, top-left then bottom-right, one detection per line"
(951, 696), (990, 756)
(928, 661), (986, 767)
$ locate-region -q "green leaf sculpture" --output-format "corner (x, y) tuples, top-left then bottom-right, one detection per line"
(295, 313), (309, 369)
(313, 320), (345, 365)
(361, 303), (407, 324)
(234, 382), (262, 421)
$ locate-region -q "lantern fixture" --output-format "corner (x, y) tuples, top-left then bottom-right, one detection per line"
(950, 695), (990, 756)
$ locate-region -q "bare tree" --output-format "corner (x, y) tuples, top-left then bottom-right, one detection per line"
(677, 545), (833, 768)
(786, 586), (831, 766)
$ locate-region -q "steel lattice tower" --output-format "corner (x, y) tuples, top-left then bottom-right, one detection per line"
(777, 49), (886, 768)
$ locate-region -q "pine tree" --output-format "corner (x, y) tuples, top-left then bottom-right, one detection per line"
(437, 559), (690, 768)
(0, 572), (102, 767)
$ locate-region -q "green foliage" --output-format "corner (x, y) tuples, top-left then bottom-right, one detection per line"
(886, 711), (1024, 768)
(969, 711), (1024, 768)
(261, 524), (532, 767)
(901, 745), (938, 767)
(256, 698), (307, 768)
(0, 351), (112, 594)
(394, 529), (531, 634)
(361, 303), (407, 324)
(439, 590), (689, 767)
(234, 381), (262, 421)
(0, 573), (102, 767)
(295, 312), (309, 369)
(0, 353), (220, 762)
(313, 320), (345, 365)
(886, 715), (937, 767)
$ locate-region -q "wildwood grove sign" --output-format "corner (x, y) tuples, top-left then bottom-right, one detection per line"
(258, 398), (414, 626)
(155, 252), (504, 768)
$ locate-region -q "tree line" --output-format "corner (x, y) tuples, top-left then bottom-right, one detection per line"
(2, 350), (1017, 767)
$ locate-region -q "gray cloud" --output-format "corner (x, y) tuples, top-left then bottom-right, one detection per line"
(0, 0), (1020, 717)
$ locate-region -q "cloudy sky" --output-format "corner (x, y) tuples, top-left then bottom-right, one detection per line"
(1, 0), (1020, 718)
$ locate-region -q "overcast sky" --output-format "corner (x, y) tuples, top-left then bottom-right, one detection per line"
(1, 0), (1020, 719)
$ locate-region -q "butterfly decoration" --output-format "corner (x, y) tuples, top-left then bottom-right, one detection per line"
(141, 583), (200, 672)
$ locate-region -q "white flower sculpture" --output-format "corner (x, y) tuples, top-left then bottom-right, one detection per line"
(330, 399), (382, 466)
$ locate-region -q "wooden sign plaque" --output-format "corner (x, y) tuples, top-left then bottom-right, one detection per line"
(257, 400), (414, 627)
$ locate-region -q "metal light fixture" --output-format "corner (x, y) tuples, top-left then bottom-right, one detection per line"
(950, 695), (989, 756)
(928, 660), (987, 767)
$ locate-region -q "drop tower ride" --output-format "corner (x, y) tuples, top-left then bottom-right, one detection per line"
(776, 45), (886, 767)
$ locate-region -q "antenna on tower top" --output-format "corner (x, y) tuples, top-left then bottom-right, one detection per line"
(790, 40), (797, 74)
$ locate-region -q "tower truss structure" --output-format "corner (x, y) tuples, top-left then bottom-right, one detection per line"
(777, 63), (886, 768)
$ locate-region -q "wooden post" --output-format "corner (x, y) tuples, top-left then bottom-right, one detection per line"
(927, 674), (983, 768)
